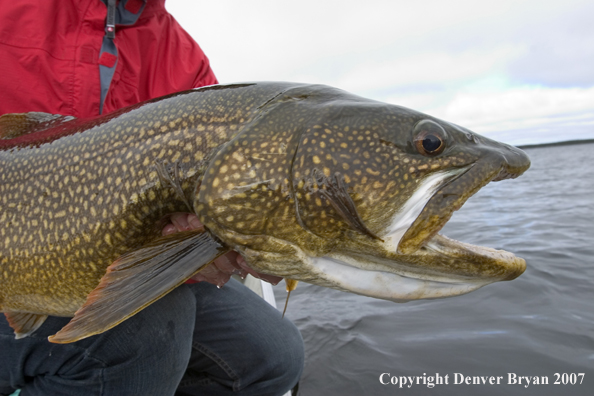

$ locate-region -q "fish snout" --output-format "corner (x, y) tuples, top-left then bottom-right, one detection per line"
(492, 144), (531, 181)
(470, 132), (531, 181)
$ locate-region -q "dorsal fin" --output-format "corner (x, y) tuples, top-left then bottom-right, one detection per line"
(0, 112), (76, 140)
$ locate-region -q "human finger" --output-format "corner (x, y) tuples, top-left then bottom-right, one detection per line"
(191, 262), (231, 287)
(236, 257), (282, 285)
(162, 213), (204, 236)
(169, 213), (191, 231)
(215, 252), (250, 278)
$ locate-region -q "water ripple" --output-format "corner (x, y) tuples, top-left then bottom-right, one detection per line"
(276, 143), (594, 396)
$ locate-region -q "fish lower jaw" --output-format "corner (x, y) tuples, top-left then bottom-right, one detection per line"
(307, 256), (487, 302)
(423, 234), (527, 281)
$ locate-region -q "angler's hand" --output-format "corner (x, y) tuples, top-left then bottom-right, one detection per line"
(162, 213), (282, 287)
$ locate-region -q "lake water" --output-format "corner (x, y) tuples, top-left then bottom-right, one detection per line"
(274, 142), (594, 396)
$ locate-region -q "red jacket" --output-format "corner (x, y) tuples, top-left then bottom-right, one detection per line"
(0, 0), (218, 117)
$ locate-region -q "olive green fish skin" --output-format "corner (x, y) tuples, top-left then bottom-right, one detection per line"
(0, 82), (530, 317)
(0, 83), (280, 316)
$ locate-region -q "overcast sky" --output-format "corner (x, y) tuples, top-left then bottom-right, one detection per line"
(166, 0), (594, 146)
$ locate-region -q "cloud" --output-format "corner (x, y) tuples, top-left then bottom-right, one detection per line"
(168, 0), (594, 87)
(423, 86), (594, 145)
(167, 0), (594, 145)
(330, 46), (524, 96)
(435, 86), (594, 127)
(506, 8), (594, 87)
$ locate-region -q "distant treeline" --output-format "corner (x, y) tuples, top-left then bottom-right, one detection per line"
(518, 139), (594, 149)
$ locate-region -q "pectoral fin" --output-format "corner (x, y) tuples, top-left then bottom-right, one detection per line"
(49, 229), (229, 344)
(316, 171), (381, 240)
(4, 312), (48, 339)
(154, 159), (193, 211)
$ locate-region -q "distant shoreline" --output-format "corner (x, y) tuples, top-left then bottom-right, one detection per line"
(518, 138), (594, 149)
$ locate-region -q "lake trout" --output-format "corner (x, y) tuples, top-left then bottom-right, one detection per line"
(0, 82), (530, 343)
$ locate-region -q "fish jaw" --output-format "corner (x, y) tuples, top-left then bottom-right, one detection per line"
(303, 233), (526, 302)
(422, 234), (526, 282)
(308, 256), (486, 302)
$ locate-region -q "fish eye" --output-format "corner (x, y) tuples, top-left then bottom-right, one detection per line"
(413, 120), (447, 156)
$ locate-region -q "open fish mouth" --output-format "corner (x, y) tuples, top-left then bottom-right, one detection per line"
(307, 157), (528, 302)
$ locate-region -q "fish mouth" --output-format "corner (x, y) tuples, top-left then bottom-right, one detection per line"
(404, 165), (527, 273)
(309, 148), (530, 302)
(393, 143), (531, 280)
(396, 161), (520, 257)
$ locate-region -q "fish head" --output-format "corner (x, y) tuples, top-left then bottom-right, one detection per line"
(197, 84), (530, 301)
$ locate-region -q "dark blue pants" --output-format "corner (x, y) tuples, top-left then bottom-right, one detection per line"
(0, 280), (304, 396)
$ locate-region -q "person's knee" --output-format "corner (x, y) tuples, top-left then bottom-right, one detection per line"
(90, 285), (197, 393)
(250, 317), (304, 392)
(272, 319), (304, 389)
(0, 286), (197, 395)
(186, 280), (304, 394)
